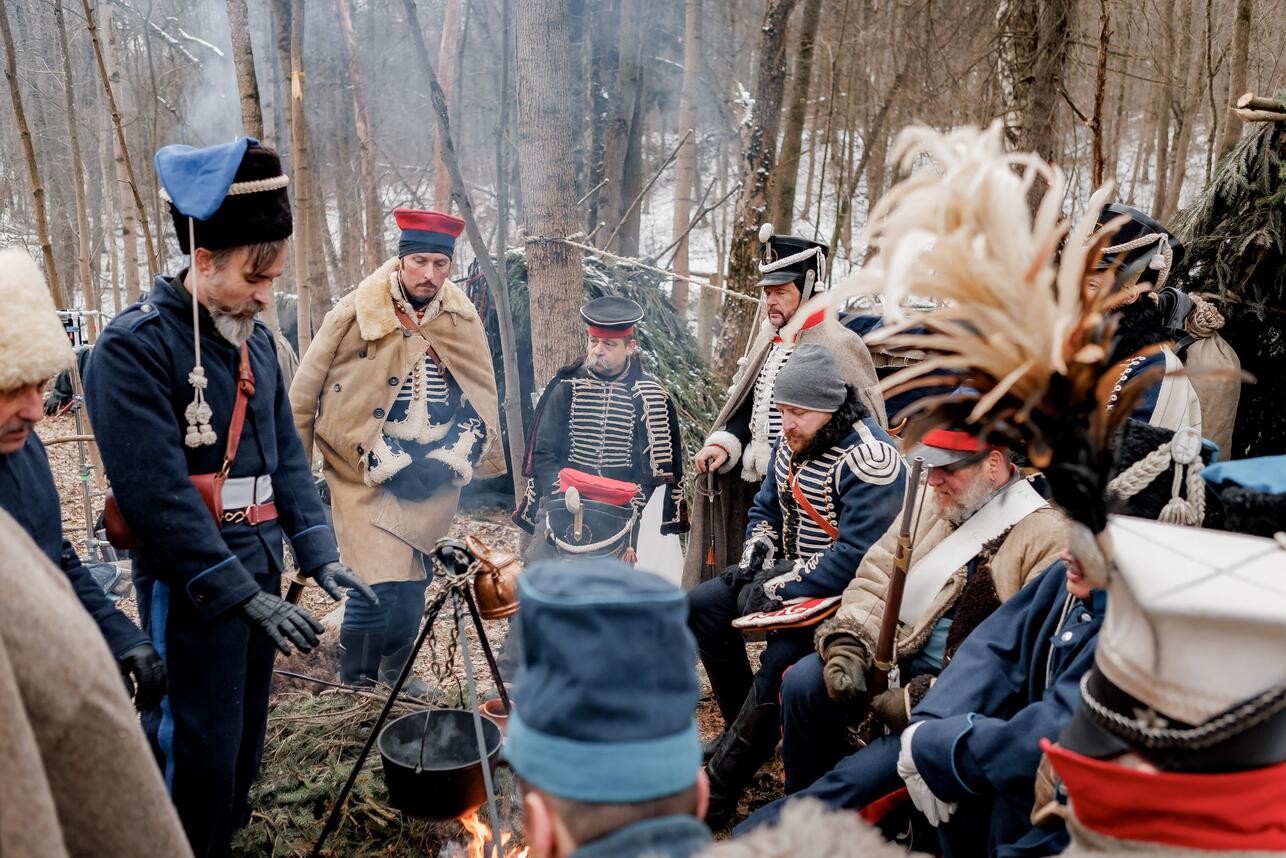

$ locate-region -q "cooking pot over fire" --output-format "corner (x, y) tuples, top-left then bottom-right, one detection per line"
(378, 708), (503, 820)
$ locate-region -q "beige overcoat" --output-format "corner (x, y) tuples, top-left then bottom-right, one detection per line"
(290, 258), (503, 585)
(0, 509), (192, 858)
(681, 315), (887, 590)
(815, 488), (1068, 659)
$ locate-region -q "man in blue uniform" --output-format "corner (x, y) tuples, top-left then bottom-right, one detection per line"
(0, 247), (163, 708)
(85, 138), (375, 858)
(506, 559), (713, 858)
(688, 344), (905, 829)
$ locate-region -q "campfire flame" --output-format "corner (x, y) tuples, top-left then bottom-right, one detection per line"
(459, 810), (527, 858)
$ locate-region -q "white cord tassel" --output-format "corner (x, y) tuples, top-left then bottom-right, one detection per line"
(184, 217), (217, 448)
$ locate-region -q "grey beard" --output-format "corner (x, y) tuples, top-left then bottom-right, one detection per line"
(943, 477), (1001, 527)
(210, 307), (257, 345)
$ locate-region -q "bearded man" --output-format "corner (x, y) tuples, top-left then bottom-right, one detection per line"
(687, 345), (905, 829)
(777, 421), (1068, 796)
(292, 208), (504, 694)
(85, 139), (373, 858)
(683, 229), (886, 590)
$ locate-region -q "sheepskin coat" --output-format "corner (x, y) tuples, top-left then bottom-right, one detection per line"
(291, 258), (503, 585)
(0, 508), (192, 858)
(696, 798), (918, 857)
(816, 483), (1068, 661)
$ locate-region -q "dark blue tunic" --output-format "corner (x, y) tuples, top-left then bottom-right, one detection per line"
(0, 433), (148, 656)
(910, 561), (1105, 857)
(83, 272), (338, 857)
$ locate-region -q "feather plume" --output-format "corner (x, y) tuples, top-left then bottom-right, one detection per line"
(785, 122), (1176, 533)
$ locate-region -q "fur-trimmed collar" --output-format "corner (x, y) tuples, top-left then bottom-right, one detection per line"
(353, 257), (479, 341)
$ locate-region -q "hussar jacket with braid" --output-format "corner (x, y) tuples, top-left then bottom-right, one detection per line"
(744, 391), (905, 602)
(514, 356), (689, 538)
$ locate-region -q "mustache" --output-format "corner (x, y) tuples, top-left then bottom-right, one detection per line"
(0, 420), (35, 438)
(213, 300), (267, 318)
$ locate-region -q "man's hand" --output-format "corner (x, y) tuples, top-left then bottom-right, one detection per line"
(822, 633), (869, 701)
(870, 687), (910, 733)
(237, 591), (324, 655)
(118, 642), (166, 711)
(898, 722), (957, 827)
(742, 560), (791, 615)
(312, 561), (379, 605)
(693, 444), (729, 474)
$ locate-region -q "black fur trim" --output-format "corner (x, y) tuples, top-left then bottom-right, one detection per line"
(793, 385), (870, 463)
(1108, 298), (1172, 364)
(906, 674), (935, 710)
(1216, 487), (1286, 539)
(942, 533), (1005, 665)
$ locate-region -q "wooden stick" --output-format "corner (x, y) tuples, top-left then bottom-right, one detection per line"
(1236, 91), (1286, 112)
(1231, 107), (1286, 123)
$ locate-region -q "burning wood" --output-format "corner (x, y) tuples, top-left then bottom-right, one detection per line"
(458, 811), (526, 858)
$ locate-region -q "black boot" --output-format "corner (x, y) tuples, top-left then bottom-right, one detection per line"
(339, 627), (385, 688)
(704, 691), (783, 831)
(379, 643), (442, 702)
(700, 649), (754, 728)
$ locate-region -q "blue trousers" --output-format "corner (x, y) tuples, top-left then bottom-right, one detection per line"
(138, 569), (279, 858)
(737, 732), (905, 835)
(780, 653), (872, 792)
(341, 577), (430, 657)
(686, 576), (814, 718)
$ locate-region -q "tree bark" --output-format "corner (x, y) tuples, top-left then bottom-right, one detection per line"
(713, 0), (798, 381)
(54, 0), (94, 331)
(433, 0), (463, 212)
(1015, 0), (1073, 207)
(597, 0), (646, 255)
(1152, 0), (1176, 219)
(670, 0), (702, 322)
(771, 0), (822, 231)
(0, 0), (65, 307)
(1162, 0), (1206, 219)
(515, 0), (586, 387)
(1090, 0), (1111, 188)
(82, 0), (158, 281)
(286, 0), (313, 354)
(226, 0), (263, 138)
(337, 0), (384, 269)
(1215, 0), (1252, 160)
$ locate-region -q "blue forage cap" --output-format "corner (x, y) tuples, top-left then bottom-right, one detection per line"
(154, 137), (292, 252)
(505, 559), (701, 803)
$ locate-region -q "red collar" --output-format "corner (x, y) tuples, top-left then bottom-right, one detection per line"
(772, 309), (826, 345)
(1043, 740), (1286, 852)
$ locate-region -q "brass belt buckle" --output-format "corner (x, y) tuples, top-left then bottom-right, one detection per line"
(223, 509), (248, 524)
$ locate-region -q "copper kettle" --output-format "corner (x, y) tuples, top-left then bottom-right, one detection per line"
(466, 534), (522, 620)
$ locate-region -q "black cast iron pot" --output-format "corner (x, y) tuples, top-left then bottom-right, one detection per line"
(378, 708), (503, 820)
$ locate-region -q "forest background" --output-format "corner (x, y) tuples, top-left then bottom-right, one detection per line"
(2, 0), (1284, 473)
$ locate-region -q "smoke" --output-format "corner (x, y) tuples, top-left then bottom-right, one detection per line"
(175, 0), (242, 145)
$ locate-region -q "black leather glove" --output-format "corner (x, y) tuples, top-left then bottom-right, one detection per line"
(312, 561), (380, 605)
(237, 591), (323, 655)
(742, 559), (791, 615)
(118, 642), (166, 711)
(315, 473), (331, 506)
(822, 633), (870, 702)
(721, 538), (773, 590)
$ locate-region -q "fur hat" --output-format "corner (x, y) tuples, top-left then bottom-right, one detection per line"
(0, 248), (73, 391)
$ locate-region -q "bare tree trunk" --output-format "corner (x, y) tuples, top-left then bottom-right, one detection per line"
(98, 80), (122, 314)
(1090, 0), (1111, 188)
(698, 137), (730, 361)
(336, 0), (384, 268)
(1015, 0), (1073, 208)
(82, 0), (157, 280)
(54, 0), (95, 332)
(1214, 0), (1251, 160)
(713, 0), (798, 381)
(226, 0), (263, 138)
(1152, 0), (1176, 218)
(1162, 0), (1206, 218)
(286, 0), (313, 355)
(771, 0), (822, 231)
(514, 0), (586, 387)
(670, 0), (702, 321)
(0, 0), (65, 307)
(598, 0), (646, 255)
(433, 0), (463, 211)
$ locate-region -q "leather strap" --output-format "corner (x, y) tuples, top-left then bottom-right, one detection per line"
(788, 462), (839, 541)
(219, 343), (255, 478)
(393, 305), (448, 375)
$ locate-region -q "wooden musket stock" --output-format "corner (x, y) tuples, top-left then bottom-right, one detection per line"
(870, 456), (924, 697)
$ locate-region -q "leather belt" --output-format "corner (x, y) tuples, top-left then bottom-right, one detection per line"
(221, 475), (277, 526)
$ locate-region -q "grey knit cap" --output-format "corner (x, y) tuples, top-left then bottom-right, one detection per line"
(773, 344), (846, 411)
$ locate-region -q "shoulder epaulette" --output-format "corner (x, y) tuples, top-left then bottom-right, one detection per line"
(843, 423), (902, 485)
(120, 300), (161, 333)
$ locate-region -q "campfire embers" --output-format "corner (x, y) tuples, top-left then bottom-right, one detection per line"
(378, 708), (503, 820)
(459, 810), (527, 858)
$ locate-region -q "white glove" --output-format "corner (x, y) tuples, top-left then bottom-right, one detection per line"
(897, 722), (957, 827)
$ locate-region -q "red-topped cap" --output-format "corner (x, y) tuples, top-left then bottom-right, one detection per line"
(393, 208), (464, 237)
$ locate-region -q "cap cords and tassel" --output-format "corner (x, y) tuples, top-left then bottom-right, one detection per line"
(184, 216), (217, 448)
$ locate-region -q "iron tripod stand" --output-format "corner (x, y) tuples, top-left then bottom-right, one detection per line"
(310, 539), (512, 858)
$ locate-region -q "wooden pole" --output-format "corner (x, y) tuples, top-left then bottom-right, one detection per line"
(0, 0), (66, 307)
(226, 0), (264, 138)
(81, 0), (158, 276)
